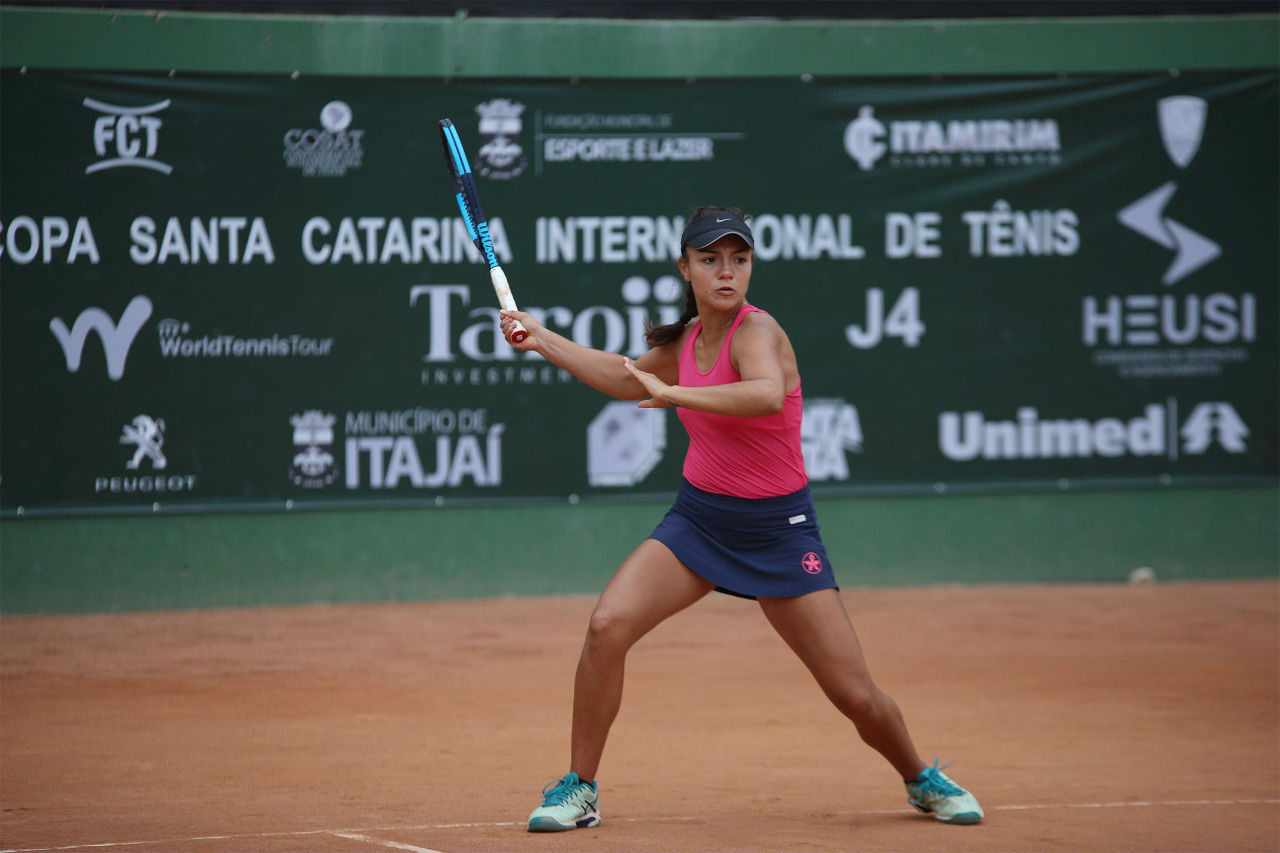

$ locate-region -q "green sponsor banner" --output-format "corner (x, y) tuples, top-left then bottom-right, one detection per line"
(1, 70), (1276, 516)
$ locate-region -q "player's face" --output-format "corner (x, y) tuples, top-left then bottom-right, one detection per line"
(679, 234), (753, 312)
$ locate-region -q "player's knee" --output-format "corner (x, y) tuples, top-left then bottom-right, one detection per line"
(833, 683), (881, 723)
(584, 606), (636, 656)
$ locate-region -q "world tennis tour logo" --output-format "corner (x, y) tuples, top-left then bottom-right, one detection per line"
(49, 295), (153, 381)
(84, 97), (172, 175)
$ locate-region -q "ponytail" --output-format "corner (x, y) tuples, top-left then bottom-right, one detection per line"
(645, 281), (697, 347)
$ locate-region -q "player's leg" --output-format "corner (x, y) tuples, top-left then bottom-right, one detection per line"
(757, 589), (983, 824)
(529, 538), (712, 832)
(757, 588), (924, 778)
(572, 537), (713, 780)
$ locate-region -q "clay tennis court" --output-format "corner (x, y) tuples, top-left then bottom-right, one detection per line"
(2, 579), (1277, 853)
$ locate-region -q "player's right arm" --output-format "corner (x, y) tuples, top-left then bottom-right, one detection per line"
(501, 308), (680, 400)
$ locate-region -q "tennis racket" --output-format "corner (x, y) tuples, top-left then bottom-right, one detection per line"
(438, 117), (528, 343)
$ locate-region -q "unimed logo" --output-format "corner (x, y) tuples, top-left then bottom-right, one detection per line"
(939, 400), (1249, 462)
(49, 296), (153, 381)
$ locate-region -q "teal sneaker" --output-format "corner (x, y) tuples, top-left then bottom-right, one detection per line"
(527, 772), (601, 832)
(905, 759), (984, 824)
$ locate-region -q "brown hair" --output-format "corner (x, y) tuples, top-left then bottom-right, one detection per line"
(644, 205), (749, 347)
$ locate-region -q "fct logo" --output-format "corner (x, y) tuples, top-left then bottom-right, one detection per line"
(84, 97), (172, 175)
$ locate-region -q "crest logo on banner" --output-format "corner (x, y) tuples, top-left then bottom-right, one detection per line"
(120, 415), (167, 470)
(475, 99), (527, 179)
(1158, 95), (1208, 169)
(1117, 95), (1219, 285)
(84, 98), (172, 175)
(290, 410), (339, 488)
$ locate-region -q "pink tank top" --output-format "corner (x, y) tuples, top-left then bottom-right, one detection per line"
(676, 304), (808, 498)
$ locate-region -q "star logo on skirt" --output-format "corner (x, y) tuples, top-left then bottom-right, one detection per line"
(801, 552), (824, 574)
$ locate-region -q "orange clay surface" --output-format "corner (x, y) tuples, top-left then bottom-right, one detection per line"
(2, 580), (1278, 853)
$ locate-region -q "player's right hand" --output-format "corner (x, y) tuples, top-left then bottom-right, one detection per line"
(500, 309), (541, 350)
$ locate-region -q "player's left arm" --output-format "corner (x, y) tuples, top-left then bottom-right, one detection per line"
(624, 314), (786, 416)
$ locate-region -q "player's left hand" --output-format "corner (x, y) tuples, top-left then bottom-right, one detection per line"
(623, 357), (675, 408)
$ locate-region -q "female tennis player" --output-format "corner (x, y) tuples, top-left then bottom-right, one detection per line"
(500, 207), (983, 832)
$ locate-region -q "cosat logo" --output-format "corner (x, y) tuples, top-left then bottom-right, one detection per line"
(290, 410), (339, 488)
(587, 401), (667, 487)
(939, 400), (1248, 462)
(801, 399), (864, 482)
(474, 98), (527, 180)
(844, 104), (1061, 170)
(1117, 96), (1220, 285)
(283, 100), (365, 177)
(84, 97), (172, 175)
(412, 274), (685, 386)
(94, 414), (198, 496)
(50, 295), (153, 381)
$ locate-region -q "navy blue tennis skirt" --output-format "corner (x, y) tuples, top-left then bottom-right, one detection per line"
(649, 479), (839, 599)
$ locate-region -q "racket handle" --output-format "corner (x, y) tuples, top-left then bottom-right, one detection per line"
(490, 266), (528, 342)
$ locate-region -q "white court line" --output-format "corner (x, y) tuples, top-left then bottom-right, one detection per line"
(3, 799), (1276, 853)
(329, 831), (445, 853)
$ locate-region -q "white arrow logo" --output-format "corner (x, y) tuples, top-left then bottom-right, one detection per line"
(1117, 181), (1220, 285)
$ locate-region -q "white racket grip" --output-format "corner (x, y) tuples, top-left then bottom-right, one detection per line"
(490, 266), (528, 342)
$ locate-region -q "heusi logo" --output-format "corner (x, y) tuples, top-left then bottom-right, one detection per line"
(84, 97), (172, 175)
(49, 295), (153, 381)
